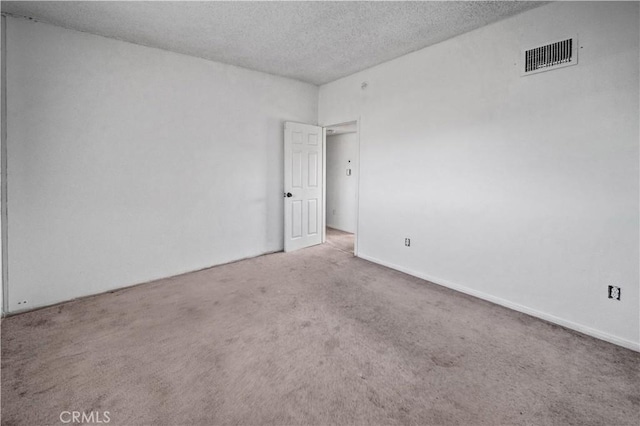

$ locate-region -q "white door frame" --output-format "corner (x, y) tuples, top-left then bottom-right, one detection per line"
(322, 118), (361, 256)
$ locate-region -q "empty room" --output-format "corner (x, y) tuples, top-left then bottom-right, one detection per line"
(1, 1), (639, 425)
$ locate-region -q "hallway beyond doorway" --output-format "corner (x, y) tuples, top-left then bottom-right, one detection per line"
(326, 227), (354, 254)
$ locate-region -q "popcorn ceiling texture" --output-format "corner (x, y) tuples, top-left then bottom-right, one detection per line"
(1, 1), (544, 85)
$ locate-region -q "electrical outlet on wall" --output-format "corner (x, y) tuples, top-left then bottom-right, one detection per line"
(405, 238), (410, 247)
(608, 286), (621, 300)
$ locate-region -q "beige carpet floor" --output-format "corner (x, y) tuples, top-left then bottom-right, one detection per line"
(2, 243), (639, 425)
(326, 227), (354, 254)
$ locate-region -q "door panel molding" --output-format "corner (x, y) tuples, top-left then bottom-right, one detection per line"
(284, 122), (324, 252)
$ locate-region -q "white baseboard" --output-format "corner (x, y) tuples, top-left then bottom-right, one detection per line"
(327, 225), (354, 234)
(357, 253), (640, 352)
(5, 248), (283, 316)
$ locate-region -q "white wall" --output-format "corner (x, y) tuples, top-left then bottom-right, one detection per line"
(6, 17), (317, 312)
(0, 15), (5, 314)
(326, 133), (358, 233)
(319, 2), (640, 350)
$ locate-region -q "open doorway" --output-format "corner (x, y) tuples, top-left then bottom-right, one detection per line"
(324, 121), (358, 255)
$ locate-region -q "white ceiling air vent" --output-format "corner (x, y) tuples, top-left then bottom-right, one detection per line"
(522, 36), (578, 76)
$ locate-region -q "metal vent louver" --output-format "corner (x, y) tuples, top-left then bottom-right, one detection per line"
(522, 37), (578, 76)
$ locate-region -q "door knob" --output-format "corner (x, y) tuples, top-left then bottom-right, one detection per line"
(284, 192), (293, 198)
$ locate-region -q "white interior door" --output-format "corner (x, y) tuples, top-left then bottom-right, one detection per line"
(284, 122), (324, 252)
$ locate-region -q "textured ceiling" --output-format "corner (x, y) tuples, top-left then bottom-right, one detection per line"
(2, 1), (545, 85)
